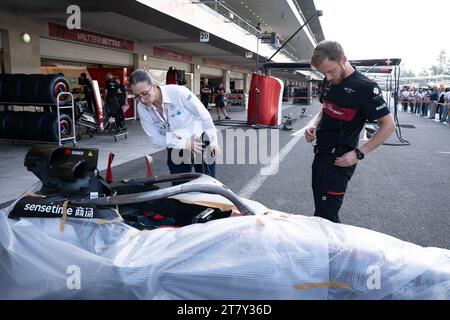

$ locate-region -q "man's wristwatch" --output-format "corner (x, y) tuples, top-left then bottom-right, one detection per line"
(354, 148), (365, 160)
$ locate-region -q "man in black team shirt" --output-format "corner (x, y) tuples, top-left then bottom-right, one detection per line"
(200, 77), (212, 110)
(305, 40), (395, 223)
(104, 73), (126, 131)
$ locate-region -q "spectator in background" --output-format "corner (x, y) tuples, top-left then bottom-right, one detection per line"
(104, 73), (125, 131)
(414, 88), (424, 115)
(79, 72), (94, 114)
(422, 89), (431, 116)
(200, 77), (212, 110)
(409, 87), (417, 113)
(401, 87), (410, 112)
(214, 83), (231, 120)
(115, 77), (128, 131)
(428, 87), (439, 119)
(440, 88), (450, 124)
(256, 22), (262, 31)
(105, 73), (118, 100)
(436, 87), (446, 121)
(274, 33), (282, 47)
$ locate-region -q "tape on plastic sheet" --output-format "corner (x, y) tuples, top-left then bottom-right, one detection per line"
(255, 218), (265, 226)
(96, 206), (123, 225)
(294, 282), (352, 291)
(22, 192), (46, 198)
(265, 211), (311, 220)
(170, 198), (235, 212)
(96, 217), (124, 225)
(264, 212), (291, 220)
(59, 200), (69, 232)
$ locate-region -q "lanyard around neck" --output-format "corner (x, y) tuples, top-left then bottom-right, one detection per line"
(147, 103), (170, 132)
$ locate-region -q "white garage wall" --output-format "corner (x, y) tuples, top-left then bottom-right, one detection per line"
(229, 71), (243, 79)
(146, 55), (191, 72)
(200, 65), (223, 77)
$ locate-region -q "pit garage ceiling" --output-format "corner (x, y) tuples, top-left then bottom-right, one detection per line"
(223, 0), (324, 60)
(1, 0), (324, 70)
(0, 0), (262, 67)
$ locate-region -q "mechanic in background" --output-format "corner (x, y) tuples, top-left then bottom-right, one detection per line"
(79, 72), (94, 114)
(116, 77), (128, 131)
(214, 83), (231, 120)
(104, 73), (125, 131)
(200, 77), (212, 110)
(129, 69), (219, 179)
(305, 40), (395, 223)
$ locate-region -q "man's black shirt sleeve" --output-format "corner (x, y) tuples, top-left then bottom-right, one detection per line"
(360, 83), (390, 121)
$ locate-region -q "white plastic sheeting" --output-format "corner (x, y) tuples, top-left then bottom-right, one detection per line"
(1, 193), (449, 299)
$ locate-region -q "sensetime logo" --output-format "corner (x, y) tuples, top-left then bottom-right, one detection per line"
(9, 197), (98, 219)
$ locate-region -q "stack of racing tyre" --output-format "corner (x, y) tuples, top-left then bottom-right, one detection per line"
(0, 74), (72, 142)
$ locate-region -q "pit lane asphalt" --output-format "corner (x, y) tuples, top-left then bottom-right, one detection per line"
(108, 103), (450, 250)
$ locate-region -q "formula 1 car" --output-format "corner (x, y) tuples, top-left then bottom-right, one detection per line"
(0, 146), (449, 299)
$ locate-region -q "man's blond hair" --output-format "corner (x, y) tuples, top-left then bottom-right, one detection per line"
(311, 40), (345, 68)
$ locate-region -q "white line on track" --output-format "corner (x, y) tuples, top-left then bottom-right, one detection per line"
(237, 113), (319, 199)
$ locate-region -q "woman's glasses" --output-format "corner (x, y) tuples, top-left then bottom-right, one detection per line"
(134, 88), (152, 101)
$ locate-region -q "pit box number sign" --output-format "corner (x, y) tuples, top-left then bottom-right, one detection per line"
(200, 31), (210, 43)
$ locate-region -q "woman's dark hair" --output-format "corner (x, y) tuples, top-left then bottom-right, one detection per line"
(129, 69), (153, 86)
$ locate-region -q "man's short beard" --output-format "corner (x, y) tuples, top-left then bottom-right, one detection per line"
(333, 64), (346, 85)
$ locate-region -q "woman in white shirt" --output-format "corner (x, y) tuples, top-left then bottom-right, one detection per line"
(129, 69), (220, 179)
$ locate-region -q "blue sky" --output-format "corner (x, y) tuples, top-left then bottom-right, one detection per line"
(314, 0), (450, 74)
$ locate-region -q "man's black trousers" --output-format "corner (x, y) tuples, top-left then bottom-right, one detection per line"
(312, 153), (356, 223)
(201, 96), (209, 109)
(105, 95), (125, 129)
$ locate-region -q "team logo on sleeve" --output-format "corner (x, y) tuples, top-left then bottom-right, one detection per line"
(344, 87), (356, 94)
(373, 87), (380, 95)
(376, 103), (387, 111)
